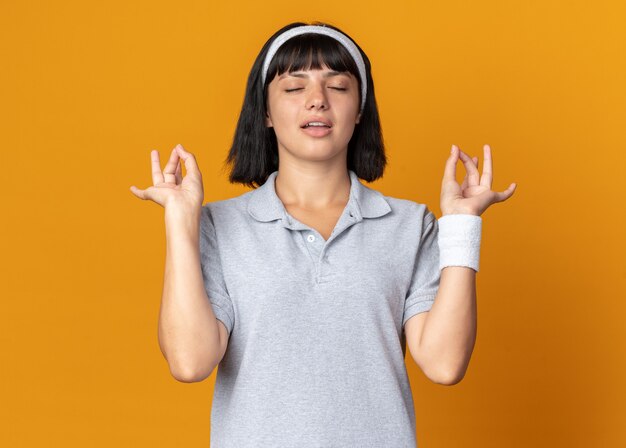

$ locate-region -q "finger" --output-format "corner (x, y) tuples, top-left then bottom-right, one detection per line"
(492, 182), (517, 203)
(151, 150), (164, 186)
(480, 144), (493, 189)
(163, 146), (181, 184)
(460, 156), (477, 190)
(175, 144), (200, 176)
(174, 159), (182, 185)
(130, 185), (150, 200)
(457, 147), (480, 186)
(442, 145), (460, 184)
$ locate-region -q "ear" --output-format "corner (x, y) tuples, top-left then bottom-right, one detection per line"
(355, 112), (362, 124)
(265, 112), (273, 128)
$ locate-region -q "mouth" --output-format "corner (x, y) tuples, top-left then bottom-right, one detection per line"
(300, 118), (333, 129)
(301, 125), (332, 137)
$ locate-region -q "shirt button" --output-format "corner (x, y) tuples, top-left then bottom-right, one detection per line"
(307, 234), (315, 242)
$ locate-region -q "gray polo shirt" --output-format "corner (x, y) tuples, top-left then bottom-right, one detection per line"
(199, 169), (441, 448)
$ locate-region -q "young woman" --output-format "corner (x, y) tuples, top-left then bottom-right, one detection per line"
(130, 21), (516, 448)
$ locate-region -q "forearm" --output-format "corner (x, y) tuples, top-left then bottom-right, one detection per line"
(158, 207), (221, 381)
(419, 266), (477, 384)
(420, 213), (481, 384)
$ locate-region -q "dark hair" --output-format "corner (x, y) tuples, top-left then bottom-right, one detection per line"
(224, 21), (387, 188)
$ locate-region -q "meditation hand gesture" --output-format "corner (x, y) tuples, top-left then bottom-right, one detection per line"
(440, 144), (516, 217)
(129, 144), (204, 214)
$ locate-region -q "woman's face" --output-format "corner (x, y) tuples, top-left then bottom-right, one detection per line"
(265, 64), (362, 163)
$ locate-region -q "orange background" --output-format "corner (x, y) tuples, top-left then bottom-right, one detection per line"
(1, 1), (625, 446)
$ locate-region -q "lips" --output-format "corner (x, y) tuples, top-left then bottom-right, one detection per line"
(300, 117), (332, 128)
(301, 125), (332, 137)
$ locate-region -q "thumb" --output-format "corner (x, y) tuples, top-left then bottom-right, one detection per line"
(129, 185), (148, 200)
(130, 185), (160, 203)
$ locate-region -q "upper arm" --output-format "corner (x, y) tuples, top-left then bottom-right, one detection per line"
(182, 319), (229, 382)
(402, 208), (439, 373)
(405, 311), (455, 385)
(404, 311), (429, 371)
(199, 205), (235, 366)
(216, 319), (230, 366)
(402, 209), (440, 327)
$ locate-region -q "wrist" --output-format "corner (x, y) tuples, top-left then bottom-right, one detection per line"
(165, 205), (202, 236)
(437, 214), (482, 272)
(165, 202), (201, 221)
(441, 209), (480, 217)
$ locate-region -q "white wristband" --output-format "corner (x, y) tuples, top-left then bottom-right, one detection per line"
(437, 214), (482, 272)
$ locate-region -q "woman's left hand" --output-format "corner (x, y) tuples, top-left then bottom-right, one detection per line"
(440, 144), (516, 217)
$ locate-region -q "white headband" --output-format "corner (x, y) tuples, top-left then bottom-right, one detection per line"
(261, 25), (367, 112)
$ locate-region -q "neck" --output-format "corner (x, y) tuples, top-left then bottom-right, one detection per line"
(274, 163), (351, 211)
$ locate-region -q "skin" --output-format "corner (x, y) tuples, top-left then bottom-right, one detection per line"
(404, 143), (516, 386)
(263, 64), (362, 229)
(265, 64), (361, 166)
(129, 63), (517, 385)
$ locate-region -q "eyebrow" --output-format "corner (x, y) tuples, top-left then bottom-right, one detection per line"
(278, 71), (349, 80)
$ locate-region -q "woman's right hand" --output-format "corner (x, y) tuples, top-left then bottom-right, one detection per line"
(130, 144), (204, 213)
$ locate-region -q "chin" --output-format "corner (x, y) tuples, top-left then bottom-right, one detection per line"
(277, 136), (349, 160)
(302, 146), (347, 161)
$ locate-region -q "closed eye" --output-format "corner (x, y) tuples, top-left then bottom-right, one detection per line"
(284, 87), (348, 92)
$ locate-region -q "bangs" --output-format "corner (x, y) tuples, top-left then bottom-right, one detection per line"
(226, 22), (386, 186)
(264, 33), (362, 90)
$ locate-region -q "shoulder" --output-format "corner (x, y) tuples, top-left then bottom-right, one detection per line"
(201, 190), (255, 222)
(378, 191), (437, 227)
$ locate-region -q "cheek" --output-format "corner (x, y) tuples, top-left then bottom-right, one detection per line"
(273, 105), (301, 127)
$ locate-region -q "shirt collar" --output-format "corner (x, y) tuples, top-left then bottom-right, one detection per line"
(247, 169), (391, 224)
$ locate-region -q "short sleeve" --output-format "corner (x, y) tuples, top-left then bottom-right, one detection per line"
(402, 211), (441, 327)
(199, 205), (235, 336)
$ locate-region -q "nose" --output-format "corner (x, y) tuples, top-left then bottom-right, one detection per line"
(305, 83), (328, 110)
